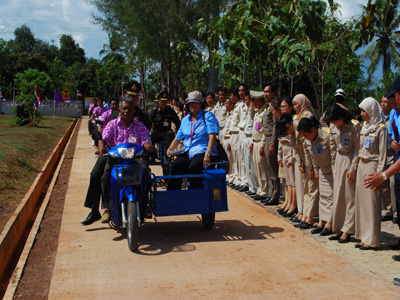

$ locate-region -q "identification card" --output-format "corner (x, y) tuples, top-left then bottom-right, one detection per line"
(255, 122), (260, 130)
(344, 137), (350, 147)
(365, 138), (371, 148)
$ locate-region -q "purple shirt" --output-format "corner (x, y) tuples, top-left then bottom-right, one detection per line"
(99, 109), (114, 126)
(93, 106), (109, 118)
(102, 118), (151, 148)
(88, 103), (97, 114)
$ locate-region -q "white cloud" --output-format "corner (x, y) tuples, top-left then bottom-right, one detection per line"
(324, 0), (366, 21)
(0, 0), (108, 59)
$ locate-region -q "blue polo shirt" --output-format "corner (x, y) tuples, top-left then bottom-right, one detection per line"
(176, 110), (219, 159)
(388, 108), (400, 180)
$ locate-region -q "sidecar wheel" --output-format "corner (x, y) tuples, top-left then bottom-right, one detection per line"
(127, 200), (139, 252)
(201, 213), (215, 230)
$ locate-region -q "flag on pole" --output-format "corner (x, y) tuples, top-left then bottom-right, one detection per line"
(77, 90), (82, 97)
(0, 87), (3, 98)
(34, 86), (41, 111)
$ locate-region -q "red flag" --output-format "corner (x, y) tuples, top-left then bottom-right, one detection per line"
(34, 86), (41, 111)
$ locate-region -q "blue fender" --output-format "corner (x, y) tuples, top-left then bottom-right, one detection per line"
(120, 185), (137, 203)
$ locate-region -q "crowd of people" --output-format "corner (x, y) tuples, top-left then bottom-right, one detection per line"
(82, 77), (400, 266)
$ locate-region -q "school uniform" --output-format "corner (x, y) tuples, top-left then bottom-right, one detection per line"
(329, 119), (361, 235)
(244, 105), (259, 194)
(222, 110), (234, 183)
(278, 134), (295, 186)
(229, 100), (244, 187)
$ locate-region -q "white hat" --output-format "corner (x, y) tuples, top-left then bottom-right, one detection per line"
(250, 90), (264, 100)
(186, 91), (204, 104)
(335, 88), (345, 98)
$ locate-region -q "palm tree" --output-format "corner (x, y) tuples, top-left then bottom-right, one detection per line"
(361, 0), (400, 80)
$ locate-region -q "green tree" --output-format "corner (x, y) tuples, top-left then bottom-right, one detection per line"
(360, 0), (400, 81)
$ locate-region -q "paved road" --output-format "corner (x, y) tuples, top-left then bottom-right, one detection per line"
(48, 118), (399, 299)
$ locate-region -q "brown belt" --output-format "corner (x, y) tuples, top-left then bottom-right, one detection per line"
(360, 157), (370, 163)
(253, 139), (261, 143)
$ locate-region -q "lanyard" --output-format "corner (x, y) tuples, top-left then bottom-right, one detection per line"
(190, 117), (197, 142)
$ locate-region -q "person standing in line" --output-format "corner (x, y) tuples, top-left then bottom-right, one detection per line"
(229, 87), (245, 190)
(381, 95), (397, 223)
(326, 104), (360, 243)
(354, 97), (387, 250)
(237, 83), (250, 192)
(297, 116), (333, 236)
(320, 88), (349, 127)
(261, 83), (280, 205)
(243, 92), (259, 197)
(292, 94), (319, 229)
(250, 91), (269, 201)
(276, 113), (297, 218)
(222, 99), (235, 185)
(205, 92), (216, 112)
(213, 87), (227, 145)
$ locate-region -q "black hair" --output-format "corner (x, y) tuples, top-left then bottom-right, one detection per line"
(230, 87), (239, 97)
(173, 96), (179, 102)
(181, 92), (188, 100)
(297, 116), (320, 133)
(263, 82), (277, 92)
(325, 104), (355, 124)
(335, 95), (345, 104)
(276, 113), (293, 138)
(110, 97), (119, 103)
(206, 92), (215, 99)
(271, 98), (281, 110)
(218, 87), (228, 94)
(239, 83), (249, 91)
(244, 92), (250, 97)
(280, 96), (294, 115)
(177, 102), (184, 111)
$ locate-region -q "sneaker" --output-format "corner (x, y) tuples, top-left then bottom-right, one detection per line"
(101, 209), (111, 223)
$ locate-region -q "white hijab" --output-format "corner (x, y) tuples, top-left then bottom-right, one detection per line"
(359, 97), (384, 135)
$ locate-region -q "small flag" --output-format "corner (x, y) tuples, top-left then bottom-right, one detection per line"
(77, 90), (82, 97)
(0, 87), (2, 98)
(34, 86), (41, 111)
(55, 91), (62, 103)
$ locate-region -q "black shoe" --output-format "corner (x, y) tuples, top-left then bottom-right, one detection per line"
(320, 227), (332, 236)
(245, 191), (252, 195)
(264, 198), (279, 206)
(381, 215), (393, 222)
(311, 226), (323, 234)
(81, 211), (101, 226)
(393, 255), (400, 262)
(388, 240), (400, 250)
(359, 245), (376, 251)
(238, 186), (249, 192)
(294, 221), (303, 228)
(355, 243), (363, 248)
(284, 209), (298, 218)
(393, 217), (398, 224)
(253, 194), (266, 201)
(291, 216), (301, 223)
(235, 185), (243, 190)
(329, 234), (341, 241)
(394, 278), (400, 286)
(338, 235), (351, 243)
(278, 209), (287, 215)
(300, 222), (314, 230)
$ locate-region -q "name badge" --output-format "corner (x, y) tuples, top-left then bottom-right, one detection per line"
(344, 137), (350, 147)
(317, 146), (322, 156)
(365, 137), (371, 148)
(129, 136), (137, 144)
(255, 122), (260, 130)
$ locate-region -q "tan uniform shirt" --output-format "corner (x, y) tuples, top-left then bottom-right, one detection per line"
(359, 123), (387, 173)
(238, 102), (248, 131)
(252, 103), (268, 142)
(278, 134), (295, 166)
(307, 127), (333, 174)
(229, 100), (243, 133)
(261, 102), (277, 145)
(213, 101), (227, 131)
(221, 110), (233, 142)
(293, 112), (314, 169)
(244, 105), (255, 136)
(329, 119), (361, 174)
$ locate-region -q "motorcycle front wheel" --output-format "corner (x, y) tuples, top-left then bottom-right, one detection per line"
(127, 200), (139, 252)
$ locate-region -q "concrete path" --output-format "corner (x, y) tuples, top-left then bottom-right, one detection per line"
(48, 117), (399, 299)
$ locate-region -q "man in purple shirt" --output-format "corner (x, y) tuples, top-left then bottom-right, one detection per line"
(99, 98), (153, 223)
(91, 98), (119, 147)
(88, 98), (98, 135)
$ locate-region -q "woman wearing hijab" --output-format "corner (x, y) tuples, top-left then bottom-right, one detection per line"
(355, 97), (387, 250)
(292, 94), (319, 229)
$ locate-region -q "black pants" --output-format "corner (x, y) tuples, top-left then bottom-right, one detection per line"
(101, 157), (150, 209)
(84, 156), (107, 211)
(394, 179), (400, 229)
(167, 153), (218, 190)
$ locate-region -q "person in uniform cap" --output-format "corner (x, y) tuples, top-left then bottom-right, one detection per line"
(320, 88), (349, 127)
(149, 91), (181, 165)
(122, 80), (151, 130)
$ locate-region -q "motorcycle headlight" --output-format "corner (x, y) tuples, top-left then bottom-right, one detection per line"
(117, 147), (136, 159)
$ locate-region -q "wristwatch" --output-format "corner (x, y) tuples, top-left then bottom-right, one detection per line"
(382, 172), (388, 181)
(205, 150), (211, 157)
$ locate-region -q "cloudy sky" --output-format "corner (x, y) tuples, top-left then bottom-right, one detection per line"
(0, 0), (367, 60)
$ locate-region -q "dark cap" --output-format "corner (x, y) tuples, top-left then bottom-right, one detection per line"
(385, 75), (400, 98)
(157, 91), (169, 101)
(124, 81), (141, 96)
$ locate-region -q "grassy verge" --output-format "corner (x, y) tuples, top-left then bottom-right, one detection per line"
(0, 115), (74, 222)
